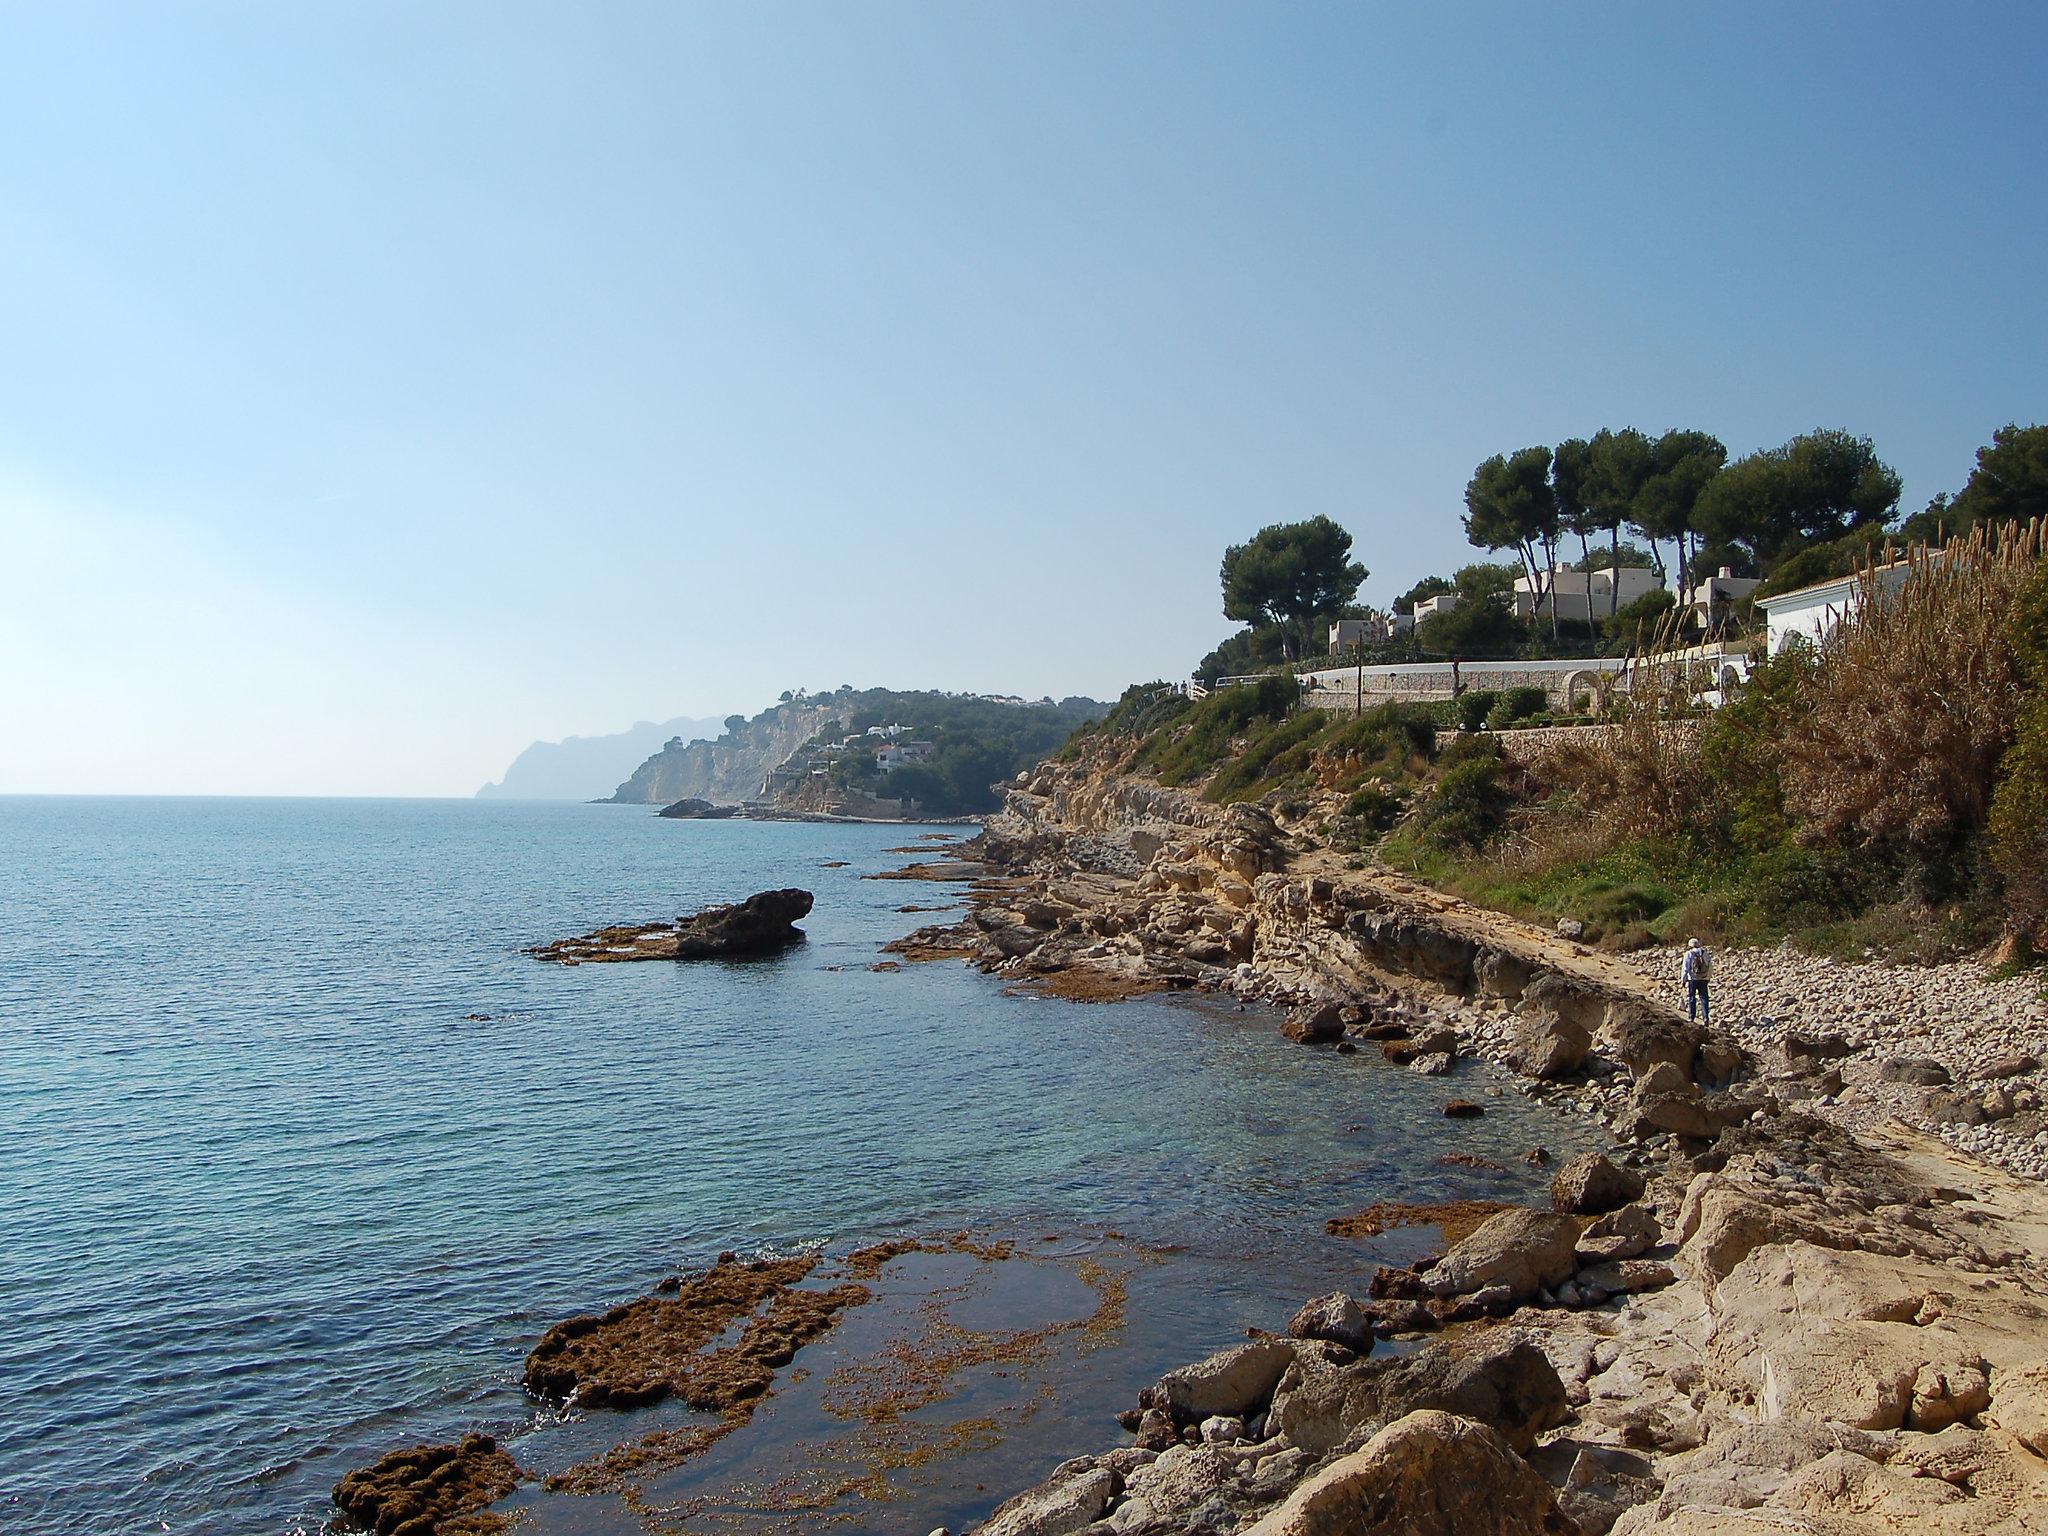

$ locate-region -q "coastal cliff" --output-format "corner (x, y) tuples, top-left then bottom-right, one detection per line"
(607, 698), (846, 805)
(903, 743), (2048, 1536)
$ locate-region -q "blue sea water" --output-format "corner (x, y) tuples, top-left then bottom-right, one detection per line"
(0, 798), (1591, 1534)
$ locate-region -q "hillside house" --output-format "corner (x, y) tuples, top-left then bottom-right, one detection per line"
(1514, 567), (1663, 623)
(877, 741), (934, 772)
(1756, 560), (1916, 654)
(1682, 567), (1763, 632)
(1328, 613), (1410, 652)
(1412, 592), (1461, 623)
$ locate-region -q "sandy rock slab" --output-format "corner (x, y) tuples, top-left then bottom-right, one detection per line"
(1242, 1410), (1577, 1536)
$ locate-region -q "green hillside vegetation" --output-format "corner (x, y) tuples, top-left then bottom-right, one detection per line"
(1383, 522), (2048, 962)
(815, 691), (1104, 815)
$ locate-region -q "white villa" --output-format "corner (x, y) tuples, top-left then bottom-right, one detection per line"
(1682, 567), (1762, 631)
(1328, 613), (1411, 652)
(1756, 560), (1916, 654)
(877, 740), (934, 771)
(1412, 591), (1461, 623)
(1514, 566), (1662, 623)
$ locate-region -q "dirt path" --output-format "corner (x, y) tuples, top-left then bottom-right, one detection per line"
(1291, 844), (1675, 1001)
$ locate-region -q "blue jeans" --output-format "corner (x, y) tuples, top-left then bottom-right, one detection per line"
(1686, 979), (1710, 1027)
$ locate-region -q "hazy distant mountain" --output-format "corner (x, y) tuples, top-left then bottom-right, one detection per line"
(477, 716), (726, 800)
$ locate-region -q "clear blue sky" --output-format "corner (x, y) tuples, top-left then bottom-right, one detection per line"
(2, 2), (2042, 795)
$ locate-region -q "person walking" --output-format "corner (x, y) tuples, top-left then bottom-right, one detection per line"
(1681, 937), (1712, 1027)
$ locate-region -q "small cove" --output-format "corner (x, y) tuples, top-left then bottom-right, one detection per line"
(0, 797), (1598, 1534)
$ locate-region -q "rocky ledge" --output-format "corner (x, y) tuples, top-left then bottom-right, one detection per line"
(527, 888), (813, 964)
(923, 743), (2048, 1535)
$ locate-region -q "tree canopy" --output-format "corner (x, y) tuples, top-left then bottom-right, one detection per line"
(1632, 429), (1728, 594)
(1904, 423), (2048, 541)
(1693, 429), (1901, 568)
(1463, 447), (1558, 631)
(1219, 516), (1368, 661)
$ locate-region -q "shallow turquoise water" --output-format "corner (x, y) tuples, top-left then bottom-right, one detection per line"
(0, 798), (1589, 1534)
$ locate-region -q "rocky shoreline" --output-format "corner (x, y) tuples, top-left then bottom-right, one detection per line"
(882, 743), (2048, 1535)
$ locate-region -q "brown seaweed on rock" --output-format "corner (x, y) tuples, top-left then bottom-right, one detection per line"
(523, 1254), (830, 1408)
(331, 1433), (519, 1536)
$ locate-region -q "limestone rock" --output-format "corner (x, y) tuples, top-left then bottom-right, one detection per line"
(977, 1460), (1117, 1536)
(1240, 1410), (1576, 1536)
(1427, 1208), (1580, 1302)
(1156, 1338), (1295, 1423)
(1878, 1055), (1951, 1087)
(1286, 1292), (1374, 1356)
(1282, 1003), (1345, 1045)
(1674, 1178), (1846, 1289)
(1510, 1009), (1591, 1080)
(1267, 1332), (1567, 1457)
(1577, 1203), (1660, 1263)
(1986, 1357), (2048, 1455)
(1108, 1443), (1262, 1535)
(1550, 1151), (1646, 1215)
(1408, 1051), (1453, 1076)
(1600, 1005), (1704, 1081)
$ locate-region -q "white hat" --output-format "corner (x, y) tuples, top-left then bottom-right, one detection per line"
(1686, 937), (1702, 948)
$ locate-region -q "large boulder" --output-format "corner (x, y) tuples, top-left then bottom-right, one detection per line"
(1283, 1003), (1345, 1044)
(673, 889), (815, 956)
(1107, 1443), (1267, 1536)
(1510, 1010), (1591, 1079)
(1156, 1338), (1296, 1423)
(1241, 1410), (1576, 1536)
(1550, 1152), (1645, 1215)
(1426, 1208), (1581, 1302)
(1577, 1203), (1660, 1263)
(1267, 1333), (1567, 1457)
(1673, 1177), (1848, 1290)
(977, 1457), (1117, 1536)
(1286, 1292), (1375, 1356)
(1600, 1003), (1704, 1081)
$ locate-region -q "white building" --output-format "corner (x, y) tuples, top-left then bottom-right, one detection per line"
(877, 740), (935, 772)
(1683, 567), (1762, 630)
(1412, 592), (1461, 623)
(1514, 567), (1663, 622)
(1328, 613), (1411, 652)
(1755, 561), (1917, 655)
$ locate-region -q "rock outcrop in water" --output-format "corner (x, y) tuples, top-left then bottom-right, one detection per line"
(657, 797), (740, 818)
(330, 1433), (518, 1536)
(527, 889), (813, 963)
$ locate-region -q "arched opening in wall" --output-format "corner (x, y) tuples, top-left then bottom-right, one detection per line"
(1563, 669), (1601, 715)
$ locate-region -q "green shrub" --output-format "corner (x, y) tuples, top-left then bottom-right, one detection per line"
(1486, 686), (1548, 729)
(1341, 781), (1407, 832)
(1203, 708), (1328, 803)
(1583, 882), (1678, 930)
(1140, 674), (1299, 785)
(1452, 690), (1499, 732)
(1419, 743), (1511, 852)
